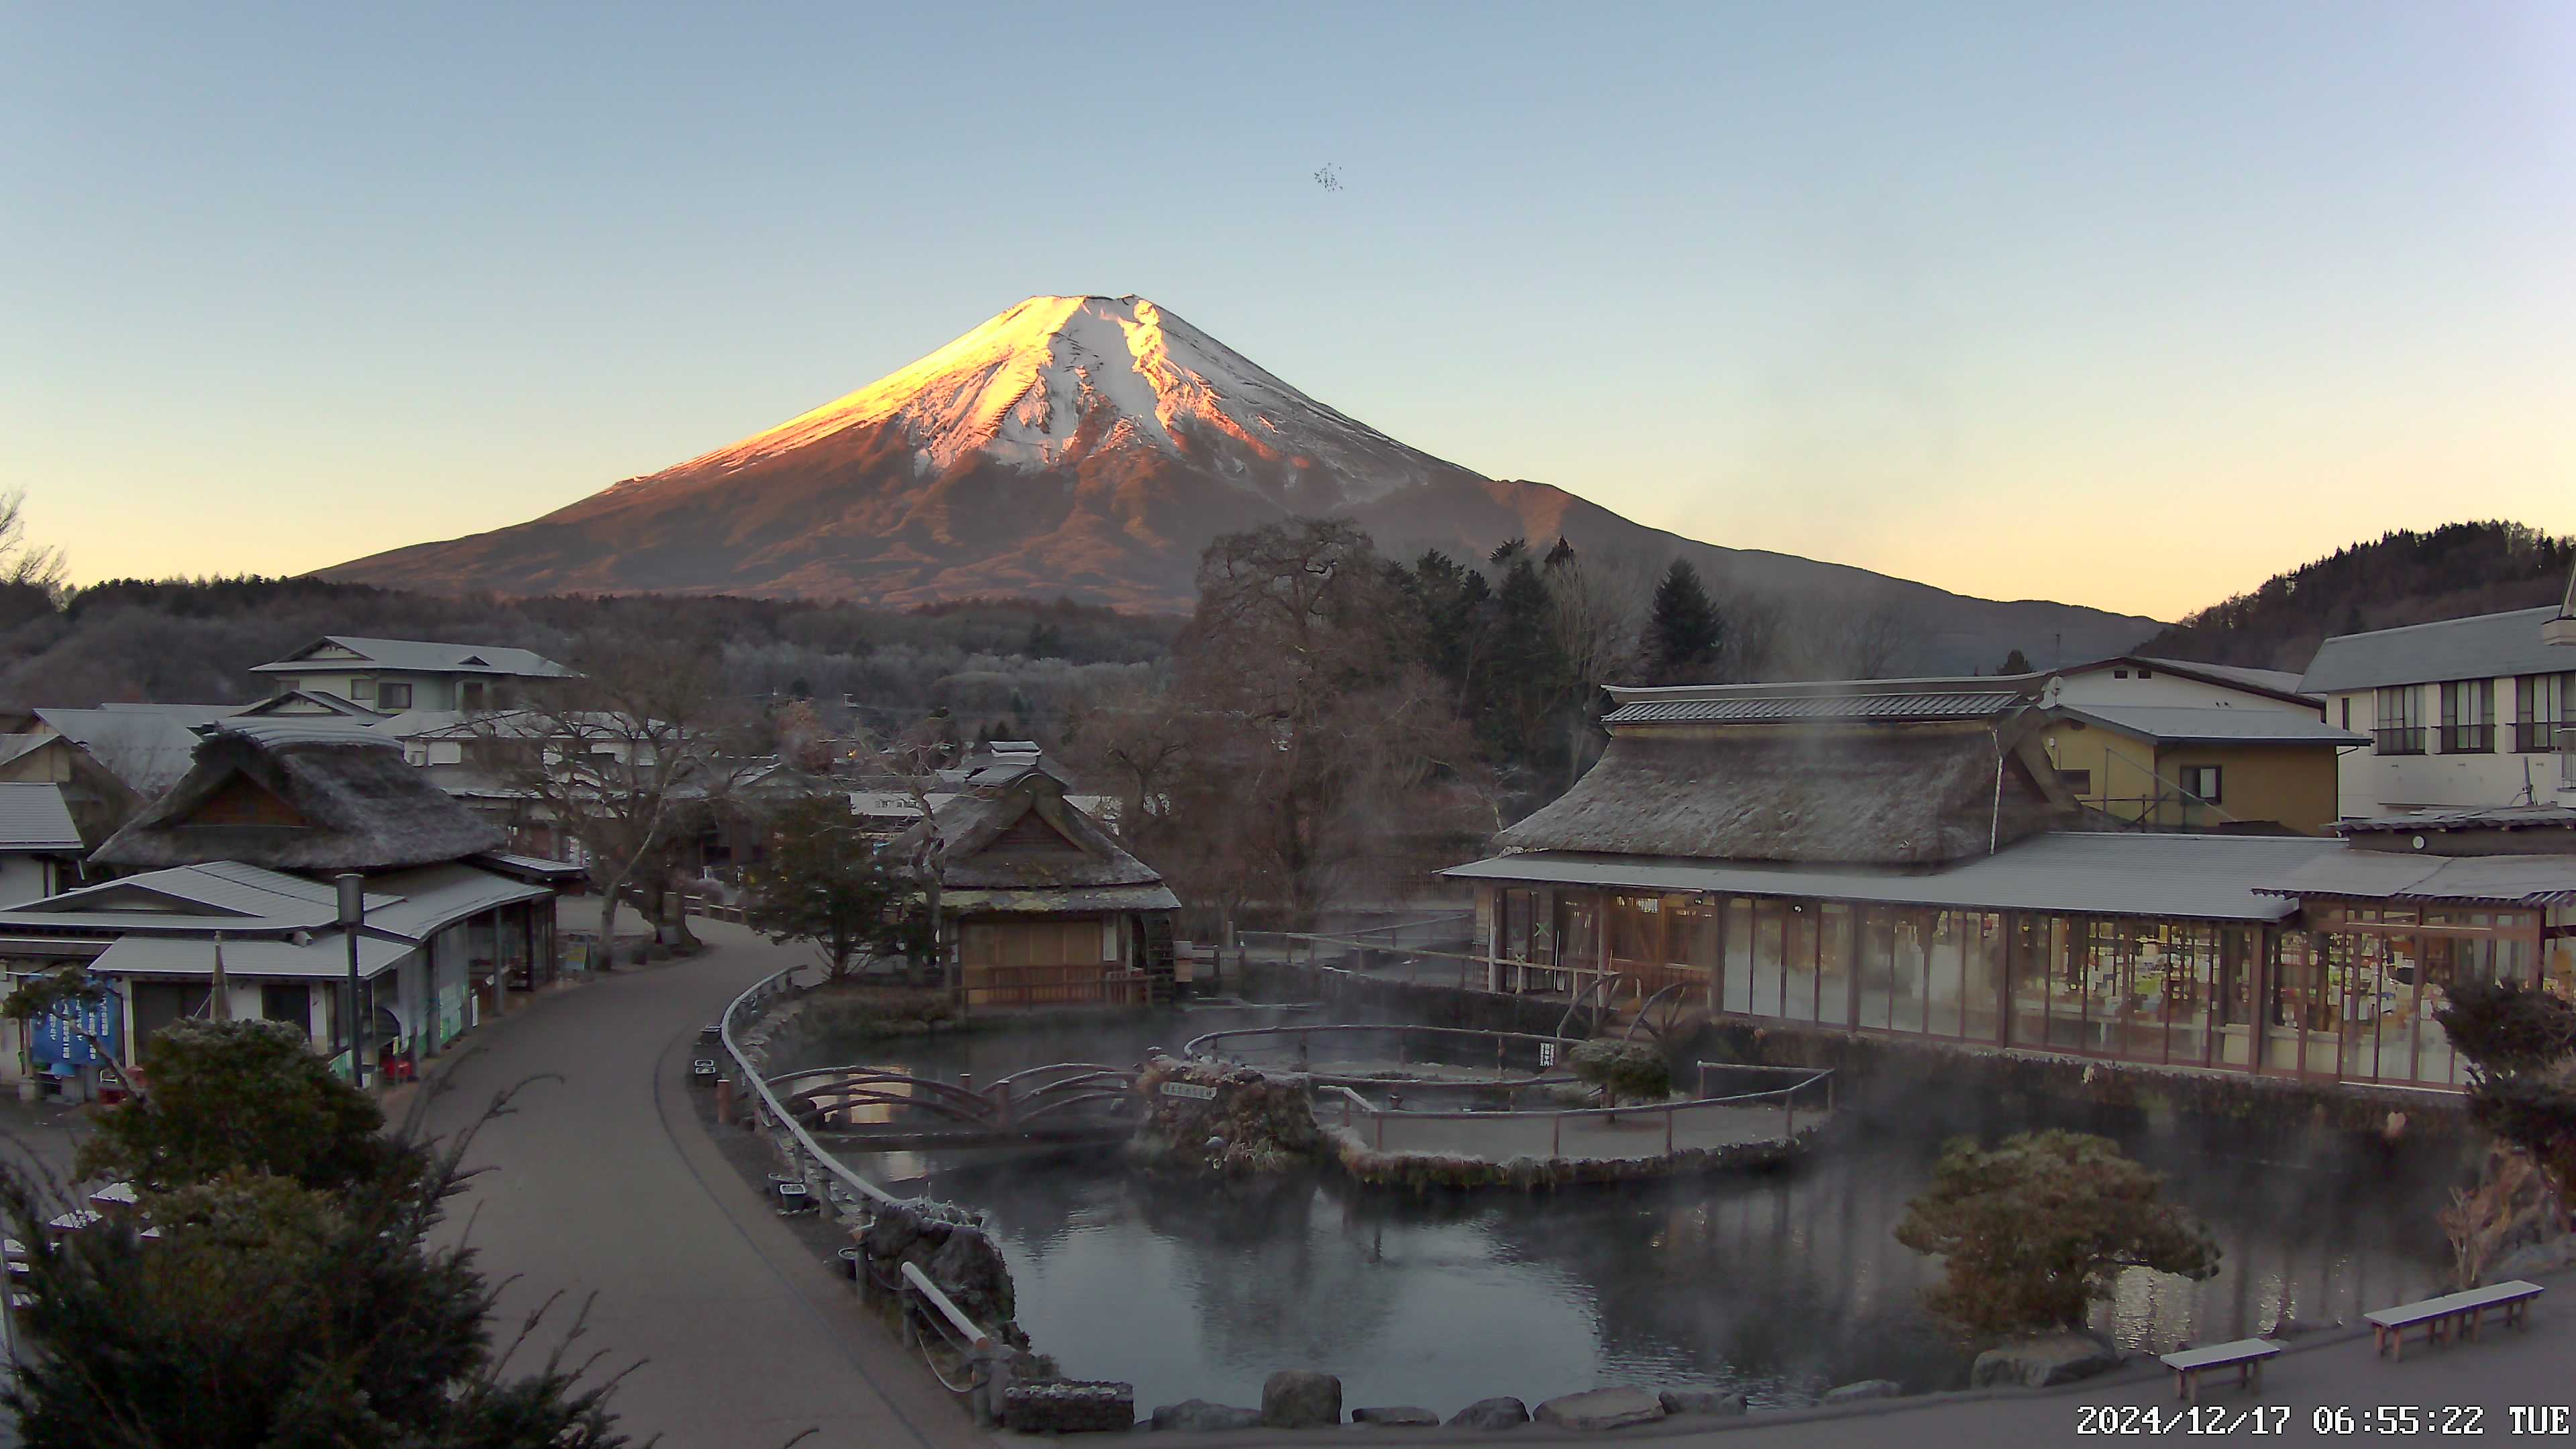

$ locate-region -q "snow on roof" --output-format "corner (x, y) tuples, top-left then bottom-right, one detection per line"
(252, 635), (570, 678)
(0, 784), (82, 852)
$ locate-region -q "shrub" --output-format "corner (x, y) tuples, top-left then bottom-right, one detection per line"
(1568, 1040), (1672, 1104)
(1895, 1130), (2220, 1339)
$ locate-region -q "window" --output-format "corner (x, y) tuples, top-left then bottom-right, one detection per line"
(348, 677), (374, 701)
(2340, 697), (2350, 730)
(2137, 668), (2153, 678)
(376, 681), (415, 710)
(2439, 680), (2493, 753)
(2373, 685), (2426, 755)
(2055, 768), (2094, 794)
(460, 680), (489, 712)
(2515, 672), (2573, 753)
(2180, 765), (2222, 804)
(2112, 668), (2129, 679)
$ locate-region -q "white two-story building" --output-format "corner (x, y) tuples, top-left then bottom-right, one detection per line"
(251, 635), (569, 714)
(2301, 566), (2576, 819)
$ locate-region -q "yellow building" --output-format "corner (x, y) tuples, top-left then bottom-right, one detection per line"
(2038, 704), (2365, 835)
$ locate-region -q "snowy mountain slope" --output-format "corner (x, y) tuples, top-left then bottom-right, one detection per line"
(325, 294), (2159, 669)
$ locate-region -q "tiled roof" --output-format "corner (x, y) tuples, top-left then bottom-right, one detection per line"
(1606, 692), (2025, 725)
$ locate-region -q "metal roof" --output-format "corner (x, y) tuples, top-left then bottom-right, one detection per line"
(2300, 606), (2575, 693)
(2338, 805), (2576, 836)
(209, 717), (399, 748)
(2254, 851), (2576, 907)
(0, 784), (82, 852)
(1607, 692), (2025, 725)
(2129, 657), (2318, 702)
(2053, 705), (2368, 745)
(1442, 832), (2347, 922)
(29, 707), (225, 797)
(359, 863), (553, 941)
(91, 930), (413, 981)
(253, 635), (570, 678)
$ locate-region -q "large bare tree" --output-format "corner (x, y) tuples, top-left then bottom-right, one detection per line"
(472, 633), (756, 965)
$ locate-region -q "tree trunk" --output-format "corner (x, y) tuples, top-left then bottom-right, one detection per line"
(595, 881), (623, 972)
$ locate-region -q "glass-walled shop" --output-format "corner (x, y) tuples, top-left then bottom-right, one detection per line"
(1481, 885), (2567, 1091)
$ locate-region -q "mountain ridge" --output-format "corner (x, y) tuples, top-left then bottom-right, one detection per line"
(325, 294), (2159, 671)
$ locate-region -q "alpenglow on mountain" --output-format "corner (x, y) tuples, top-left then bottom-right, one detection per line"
(327, 294), (2156, 669)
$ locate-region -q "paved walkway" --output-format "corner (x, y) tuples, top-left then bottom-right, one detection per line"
(418, 920), (983, 1449)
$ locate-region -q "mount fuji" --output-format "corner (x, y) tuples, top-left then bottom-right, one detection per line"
(325, 294), (2157, 669)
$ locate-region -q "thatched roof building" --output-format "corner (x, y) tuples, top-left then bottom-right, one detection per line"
(1498, 680), (2075, 867)
(907, 762), (1177, 912)
(91, 724), (504, 873)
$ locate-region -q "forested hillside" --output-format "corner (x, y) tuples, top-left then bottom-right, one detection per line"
(2138, 522), (2574, 672)
(0, 578), (1177, 743)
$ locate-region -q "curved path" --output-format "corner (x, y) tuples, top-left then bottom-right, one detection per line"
(417, 919), (982, 1449)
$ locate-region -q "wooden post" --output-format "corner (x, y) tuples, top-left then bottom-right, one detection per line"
(715, 1077), (736, 1125)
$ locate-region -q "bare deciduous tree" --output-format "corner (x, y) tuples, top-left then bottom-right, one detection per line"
(0, 488), (69, 602)
(472, 634), (757, 964)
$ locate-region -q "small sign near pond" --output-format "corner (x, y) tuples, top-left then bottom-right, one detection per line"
(1160, 1081), (1219, 1101)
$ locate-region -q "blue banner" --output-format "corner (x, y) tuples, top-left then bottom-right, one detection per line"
(28, 982), (120, 1069)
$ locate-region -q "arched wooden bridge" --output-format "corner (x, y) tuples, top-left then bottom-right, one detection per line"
(764, 1062), (1142, 1150)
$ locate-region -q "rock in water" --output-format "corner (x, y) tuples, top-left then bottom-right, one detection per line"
(1351, 1406), (1441, 1426)
(1150, 1399), (1264, 1432)
(1969, 1333), (2123, 1389)
(1657, 1389), (1748, 1416)
(1534, 1387), (1666, 1430)
(1821, 1379), (1902, 1404)
(1261, 1371), (1343, 1429)
(1447, 1397), (1532, 1430)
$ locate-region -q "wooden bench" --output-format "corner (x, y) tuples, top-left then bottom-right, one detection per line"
(2159, 1338), (2281, 1401)
(2366, 1280), (2544, 1360)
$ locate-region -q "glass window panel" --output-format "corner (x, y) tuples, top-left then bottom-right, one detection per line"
(1719, 898), (1752, 1014)
(1962, 913), (2004, 1043)
(1927, 911), (1967, 1037)
(1783, 903), (1820, 1022)
(1880, 912), (1915, 1034)
(1751, 902), (1785, 1017)
(1819, 903), (1856, 1026)
(1859, 908), (1895, 1030)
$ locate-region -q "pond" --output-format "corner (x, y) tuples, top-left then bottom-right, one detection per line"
(780, 1008), (2453, 1415)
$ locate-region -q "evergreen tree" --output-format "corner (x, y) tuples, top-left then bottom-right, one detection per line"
(1644, 558), (1725, 684)
(1997, 647), (2034, 675)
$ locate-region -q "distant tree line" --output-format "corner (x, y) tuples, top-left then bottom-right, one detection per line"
(2139, 521), (2575, 672)
(0, 576), (1176, 744)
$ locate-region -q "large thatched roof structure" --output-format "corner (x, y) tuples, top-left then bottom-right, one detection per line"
(900, 763), (1177, 912)
(1497, 722), (2073, 867)
(91, 729), (504, 873)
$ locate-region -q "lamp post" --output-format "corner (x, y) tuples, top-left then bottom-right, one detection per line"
(337, 873), (367, 1088)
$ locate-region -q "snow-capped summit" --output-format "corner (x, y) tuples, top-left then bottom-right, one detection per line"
(647, 294), (1458, 506)
(325, 292), (2158, 669)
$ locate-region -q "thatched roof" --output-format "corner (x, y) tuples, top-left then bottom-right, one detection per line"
(901, 765), (1169, 899)
(91, 731), (504, 873)
(1495, 724), (2074, 866)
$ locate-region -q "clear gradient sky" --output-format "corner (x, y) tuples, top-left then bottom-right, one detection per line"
(5, 2), (2571, 621)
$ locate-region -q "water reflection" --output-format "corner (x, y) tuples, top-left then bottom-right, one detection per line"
(786, 1016), (2451, 1415)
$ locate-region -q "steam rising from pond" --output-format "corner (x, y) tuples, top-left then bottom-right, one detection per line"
(777, 1004), (2455, 1413)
